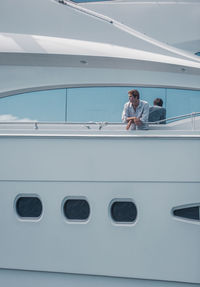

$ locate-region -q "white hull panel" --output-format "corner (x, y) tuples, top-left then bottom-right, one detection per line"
(0, 134), (199, 284)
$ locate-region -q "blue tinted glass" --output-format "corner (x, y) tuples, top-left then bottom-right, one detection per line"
(67, 87), (131, 122)
(0, 89), (66, 122)
(1, 87), (199, 123)
(137, 87), (166, 108)
(67, 86), (166, 122)
(195, 52), (200, 56)
(166, 89), (200, 118)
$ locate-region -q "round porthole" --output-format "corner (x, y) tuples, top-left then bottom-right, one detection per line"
(63, 199), (90, 221)
(16, 196), (42, 218)
(111, 201), (137, 223)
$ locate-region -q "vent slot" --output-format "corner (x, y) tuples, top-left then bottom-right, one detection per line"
(173, 206), (200, 221)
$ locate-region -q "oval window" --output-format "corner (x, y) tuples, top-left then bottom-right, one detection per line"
(16, 196), (42, 218)
(111, 201), (137, 223)
(63, 199), (90, 221)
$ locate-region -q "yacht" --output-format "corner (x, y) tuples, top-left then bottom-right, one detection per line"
(0, 0), (200, 286)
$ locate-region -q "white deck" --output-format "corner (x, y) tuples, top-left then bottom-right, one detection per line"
(0, 114), (200, 136)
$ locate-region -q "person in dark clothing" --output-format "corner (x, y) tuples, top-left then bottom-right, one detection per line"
(148, 98), (166, 124)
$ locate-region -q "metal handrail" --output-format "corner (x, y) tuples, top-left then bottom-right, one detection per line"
(147, 112), (200, 125)
(0, 112), (199, 130)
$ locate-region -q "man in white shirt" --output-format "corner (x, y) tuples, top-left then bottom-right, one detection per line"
(122, 89), (149, 130)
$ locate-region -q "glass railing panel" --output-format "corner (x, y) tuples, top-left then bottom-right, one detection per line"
(66, 86), (133, 122)
(137, 87), (166, 110)
(0, 89), (66, 122)
(0, 86), (199, 125)
(66, 86), (167, 123)
(166, 89), (200, 119)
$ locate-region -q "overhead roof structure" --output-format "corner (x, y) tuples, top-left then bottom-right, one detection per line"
(0, 0), (200, 96)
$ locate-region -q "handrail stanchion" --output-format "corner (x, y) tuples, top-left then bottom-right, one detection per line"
(192, 112), (196, 130)
(34, 122), (38, 130)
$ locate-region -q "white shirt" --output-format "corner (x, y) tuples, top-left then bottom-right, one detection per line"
(122, 100), (149, 130)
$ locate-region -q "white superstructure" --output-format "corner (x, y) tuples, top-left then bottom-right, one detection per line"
(0, 1), (200, 286)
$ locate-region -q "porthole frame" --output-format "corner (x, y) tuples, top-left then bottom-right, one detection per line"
(14, 194), (43, 221)
(62, 196), (91, 224)
(109, 198), (138, 226)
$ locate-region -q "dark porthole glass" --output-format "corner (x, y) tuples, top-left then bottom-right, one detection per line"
(173, 206), (200, 220)
(63, 199), (90, 220)
(16, 197), (42, 218)
(111, 201), (137, 223)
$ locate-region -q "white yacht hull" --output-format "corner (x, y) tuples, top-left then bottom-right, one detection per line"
(0, 131), (199, 284)
(0, 0), (200, 285)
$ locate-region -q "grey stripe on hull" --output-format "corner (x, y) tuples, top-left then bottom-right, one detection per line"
(0, 269), (197, 287)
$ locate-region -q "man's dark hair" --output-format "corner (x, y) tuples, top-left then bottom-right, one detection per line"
(153, 98), (163, 107)
(128, 89), (140, 99)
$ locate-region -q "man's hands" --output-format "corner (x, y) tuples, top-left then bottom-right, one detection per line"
(126, 117), (142, 130)
(134, 118), (142, 126)
(126, 119), (134, 130)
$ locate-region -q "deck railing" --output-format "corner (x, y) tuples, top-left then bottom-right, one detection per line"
(0, 112), (199, 131)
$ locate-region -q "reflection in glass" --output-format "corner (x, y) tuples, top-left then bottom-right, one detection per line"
(0, 89), (66, 122)
(0, 86), (199, 123)
(66, 86), (166, 122)
(166, 89), (200, 118)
